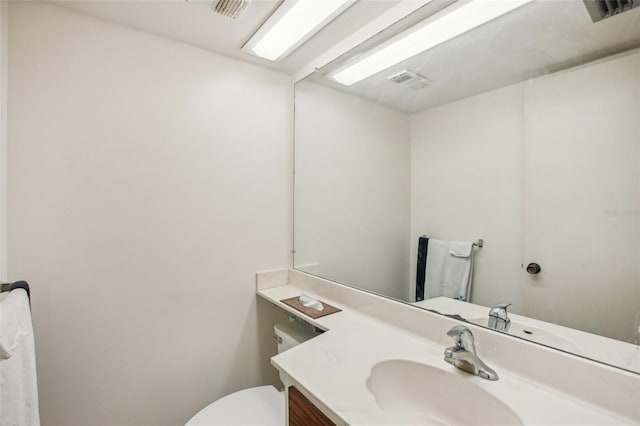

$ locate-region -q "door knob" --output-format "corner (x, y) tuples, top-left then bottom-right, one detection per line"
(526, 263), (541, 274)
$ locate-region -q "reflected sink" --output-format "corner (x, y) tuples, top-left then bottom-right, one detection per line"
(366, 360), (523, 426)
(469, 318), (582, 354)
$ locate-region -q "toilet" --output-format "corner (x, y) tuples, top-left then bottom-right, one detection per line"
(186, 320), (319, 426)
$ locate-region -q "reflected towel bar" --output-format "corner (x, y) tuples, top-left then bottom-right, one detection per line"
(420, 235), (483, 248)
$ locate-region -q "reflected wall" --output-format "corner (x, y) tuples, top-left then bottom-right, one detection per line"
(295, 81), (411, 300)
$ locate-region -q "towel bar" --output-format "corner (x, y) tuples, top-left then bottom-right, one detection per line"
(0, 281), (31, 305)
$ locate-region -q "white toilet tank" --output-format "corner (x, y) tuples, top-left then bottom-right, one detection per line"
(274, 320), (320, 353)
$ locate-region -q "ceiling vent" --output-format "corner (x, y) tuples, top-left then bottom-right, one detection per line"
(387, 70), (431, 91)
(583, 0), (639, 23)
(213, 0), (250, 20)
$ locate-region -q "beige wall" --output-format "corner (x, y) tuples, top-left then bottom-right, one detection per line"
(294, 81), (410, 300)
(7, 3), (290, 425)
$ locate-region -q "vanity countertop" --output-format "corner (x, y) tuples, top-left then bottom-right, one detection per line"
(257, 271), (640, 426)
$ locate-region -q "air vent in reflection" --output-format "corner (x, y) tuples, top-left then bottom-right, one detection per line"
(387, 70), (431, 91)
(583, 0), (638, 23)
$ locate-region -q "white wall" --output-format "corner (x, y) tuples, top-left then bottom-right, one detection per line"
(7, 3), (290, 425)
(0, 0), (7, 281)
(294, 81), (410, 300)
(410, 84), (525, 311)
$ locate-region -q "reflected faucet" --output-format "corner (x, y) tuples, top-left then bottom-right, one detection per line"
(444, 325), (499, 381)
(488, 303), (512, 332)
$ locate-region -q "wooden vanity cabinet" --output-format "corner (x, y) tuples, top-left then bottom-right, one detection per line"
(288, 386), (335, 426)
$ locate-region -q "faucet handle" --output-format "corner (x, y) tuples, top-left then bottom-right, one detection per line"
(446, 325), (476, 352)
(489, 303), (512, 321)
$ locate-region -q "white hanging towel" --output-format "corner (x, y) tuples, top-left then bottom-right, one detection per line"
(0, 289), (40, 426)
(424, 239), (474, 301)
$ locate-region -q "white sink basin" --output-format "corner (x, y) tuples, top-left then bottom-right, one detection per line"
(469, 318), (582, 354)
(366, 360), (523, 426)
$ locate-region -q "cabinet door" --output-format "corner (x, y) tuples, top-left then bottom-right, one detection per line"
(522, 52), (640, 341)
(288, 386), (335, 426)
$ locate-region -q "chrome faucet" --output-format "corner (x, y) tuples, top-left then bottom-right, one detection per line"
(444, 325), (499, 381)
(488, 303), (512, 332)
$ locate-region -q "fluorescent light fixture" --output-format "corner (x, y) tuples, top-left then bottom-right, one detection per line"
(245, 0), (353, 62)
(333, 0), (534, 86)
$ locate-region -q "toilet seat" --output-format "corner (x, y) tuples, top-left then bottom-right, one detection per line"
(185, 385), (284, 426)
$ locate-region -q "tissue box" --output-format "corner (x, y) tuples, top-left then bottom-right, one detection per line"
(280, 297), (342, 319)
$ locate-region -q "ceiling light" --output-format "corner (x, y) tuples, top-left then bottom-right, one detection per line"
(332, 0), (534, 86)
(243, 0), (354, 62)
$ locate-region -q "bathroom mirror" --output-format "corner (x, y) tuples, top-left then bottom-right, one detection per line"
(294, 0), (640, 373)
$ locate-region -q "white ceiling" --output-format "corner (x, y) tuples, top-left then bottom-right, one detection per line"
(40, 0), (640, 112)
(45, 0), (402, 75)
(309, 0), (640, 112)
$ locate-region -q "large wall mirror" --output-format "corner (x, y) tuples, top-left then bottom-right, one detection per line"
(294, 0), (640, 373)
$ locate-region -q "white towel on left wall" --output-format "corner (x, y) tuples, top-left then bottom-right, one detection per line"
(0, 289), (40, 426)
(424, 239), (474, 301)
